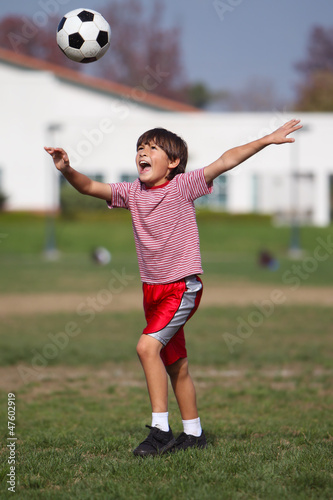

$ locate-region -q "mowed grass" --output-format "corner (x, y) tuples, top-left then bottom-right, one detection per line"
(0, 212), (333, 498)
(0, 305), (332, 499)
(1, 211), (333, 293)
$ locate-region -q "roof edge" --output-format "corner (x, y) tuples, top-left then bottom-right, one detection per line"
(0, 47), (199, 113)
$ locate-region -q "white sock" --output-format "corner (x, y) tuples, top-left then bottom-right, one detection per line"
(151, 412), (169, 432)
(182, 417), (202, 437)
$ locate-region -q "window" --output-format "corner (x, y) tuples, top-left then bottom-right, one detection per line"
(195, 175), (227, 209)
(328, 175), (333, 221)
(59, 172), (106, 215)
(60, 173), (104, 185)
(120, 174), (137, 183)
(0, 168), (5, 208)
(290, 172), (314, 223)
(252, 174), (260, 212)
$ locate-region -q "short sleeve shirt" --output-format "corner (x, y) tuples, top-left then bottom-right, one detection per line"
(108, 168), (213, 284)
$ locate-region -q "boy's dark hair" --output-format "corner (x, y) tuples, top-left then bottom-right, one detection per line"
(136, 128), (188, 180)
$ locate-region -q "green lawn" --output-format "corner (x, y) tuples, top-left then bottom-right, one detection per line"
(0, 213), (332, 498)
(0, 305), (332, 499)
(1, 212), (333, 292)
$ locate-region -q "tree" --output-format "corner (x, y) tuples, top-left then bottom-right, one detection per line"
(294, 25), (333, 111)
(295, 71), (333, 112)
(95, 0), (186, 101)
(225, 77), (283, 112)
(0, 15), (73, 68)
(183, 78), (284, 112)
(0, 0), (187, 102)
(183, 82), (228, 109)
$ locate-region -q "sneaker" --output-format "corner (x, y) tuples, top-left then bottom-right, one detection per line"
(133, 425), (175, 457)
(162, 430), (207, 453)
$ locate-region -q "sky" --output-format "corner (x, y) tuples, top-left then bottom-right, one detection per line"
(1, 0), (333, 104)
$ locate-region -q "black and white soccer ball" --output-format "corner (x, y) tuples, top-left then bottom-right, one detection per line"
(57, 8), (111, 63)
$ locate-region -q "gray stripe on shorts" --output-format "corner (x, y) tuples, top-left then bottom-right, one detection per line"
(147, 275), (202, 346)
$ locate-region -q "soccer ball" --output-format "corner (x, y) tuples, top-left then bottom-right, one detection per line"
(57, 8), (111, 63)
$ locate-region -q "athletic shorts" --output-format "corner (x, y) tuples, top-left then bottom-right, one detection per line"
(142, 275), (203, 366)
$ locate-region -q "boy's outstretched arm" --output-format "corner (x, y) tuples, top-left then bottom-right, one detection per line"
(44, 147), (111, 202)
(204, 119), (302, 184)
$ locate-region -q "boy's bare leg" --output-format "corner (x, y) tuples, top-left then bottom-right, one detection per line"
(166, 357), (199, 420)
(136, 334), (168, 413)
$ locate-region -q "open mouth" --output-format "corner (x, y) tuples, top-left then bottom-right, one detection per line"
(139, 160), (151, 172)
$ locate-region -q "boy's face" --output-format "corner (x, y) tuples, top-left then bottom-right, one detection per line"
(136, 141), (179, 187)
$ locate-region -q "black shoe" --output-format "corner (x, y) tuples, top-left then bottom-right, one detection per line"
(162, 430), (207, 453)
(133, 425), (175, 457)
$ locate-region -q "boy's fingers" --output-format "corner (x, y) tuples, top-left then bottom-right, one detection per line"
(283, 119), (301, 128)
(44, 147), (69, 163)
(289, 120), (302, 131)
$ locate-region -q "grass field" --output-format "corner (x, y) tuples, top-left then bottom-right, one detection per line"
(0, 213), (333, 499)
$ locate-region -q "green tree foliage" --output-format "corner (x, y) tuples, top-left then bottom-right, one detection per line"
(184, 82), (214, 109)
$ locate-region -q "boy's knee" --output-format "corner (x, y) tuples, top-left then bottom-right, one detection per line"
(136, 339), (146, 359)
(136, 335), (162, 360)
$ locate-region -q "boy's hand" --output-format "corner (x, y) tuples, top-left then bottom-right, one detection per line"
(267, 119), (302, 145)
(44, 147), (70, 172)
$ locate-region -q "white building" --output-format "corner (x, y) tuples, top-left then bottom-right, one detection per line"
(0, 47), (332, 226)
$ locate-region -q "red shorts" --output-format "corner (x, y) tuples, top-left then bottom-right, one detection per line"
(142, 275), (203, 366)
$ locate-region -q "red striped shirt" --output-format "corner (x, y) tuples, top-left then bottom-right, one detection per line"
(108, 168), (213, 284)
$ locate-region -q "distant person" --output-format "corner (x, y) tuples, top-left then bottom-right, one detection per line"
(259, 249), (279, 270)
(45, 119), (302, 456)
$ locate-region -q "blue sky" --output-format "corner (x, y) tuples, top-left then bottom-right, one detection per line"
(1, 0), (333, 103)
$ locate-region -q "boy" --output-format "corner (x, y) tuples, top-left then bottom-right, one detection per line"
(45, 118), (302, 456)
